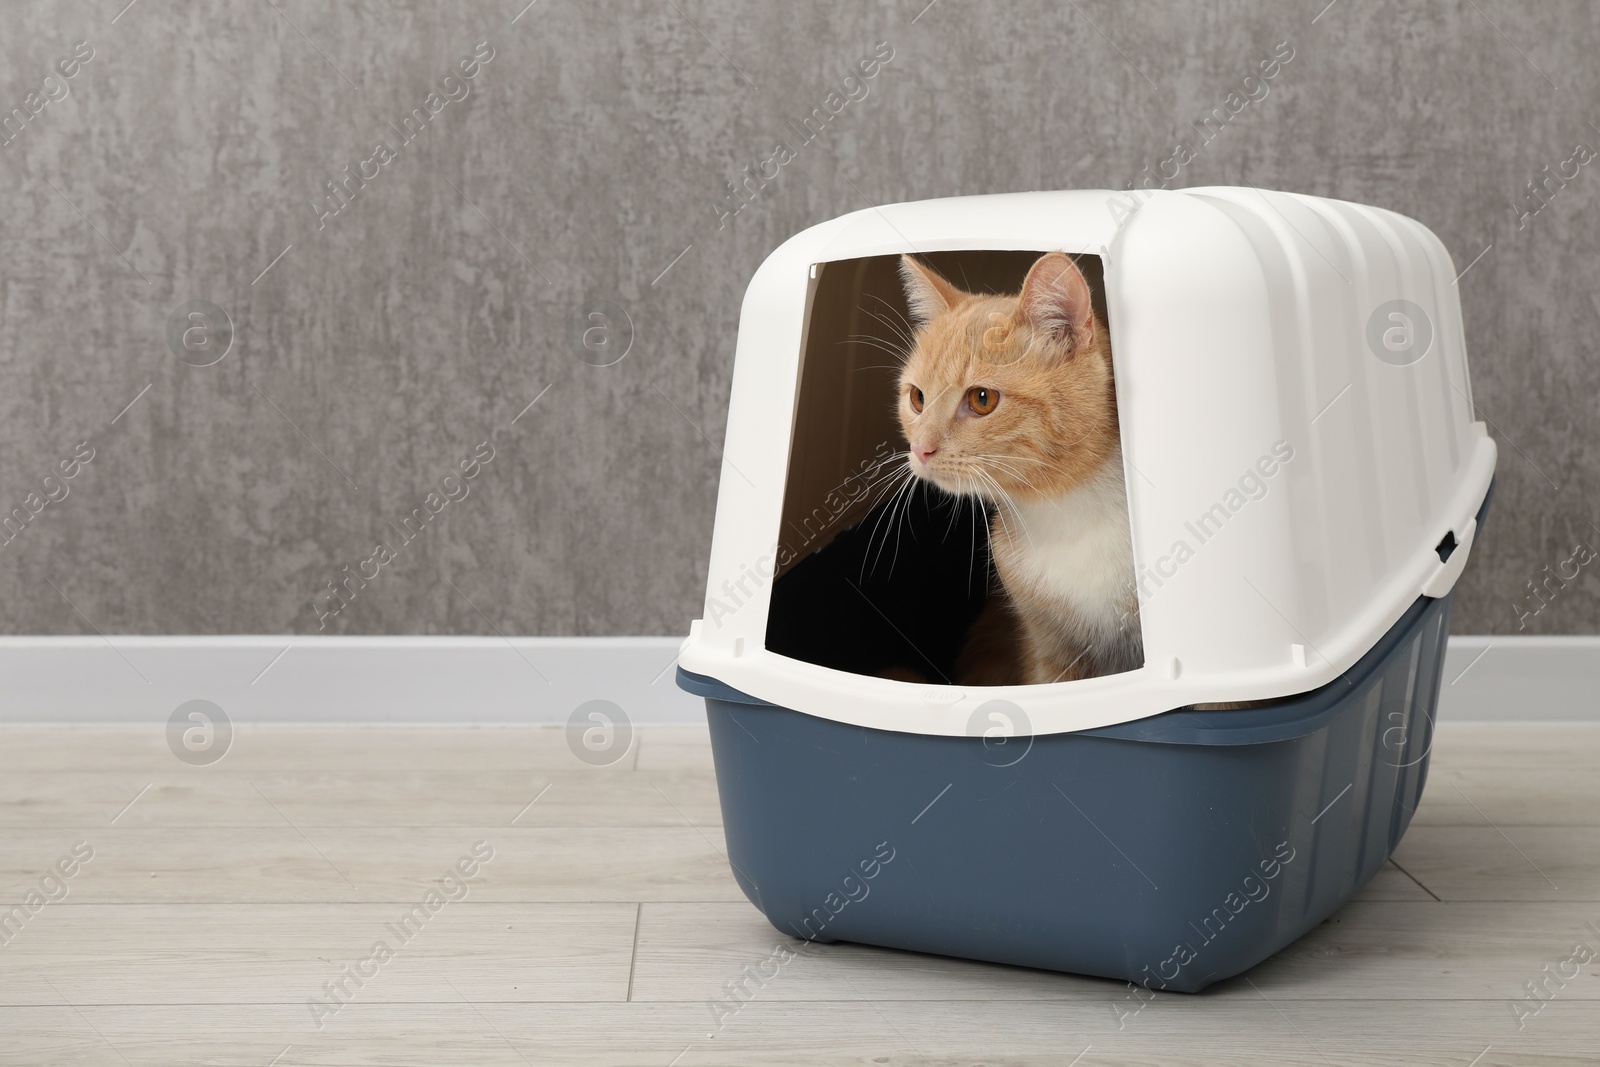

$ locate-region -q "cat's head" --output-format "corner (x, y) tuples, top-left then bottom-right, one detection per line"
(895, 252), (1120, 505)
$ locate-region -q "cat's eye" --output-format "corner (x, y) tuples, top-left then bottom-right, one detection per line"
(967, 386), (1000, 415)
(908, 387), (924, 413)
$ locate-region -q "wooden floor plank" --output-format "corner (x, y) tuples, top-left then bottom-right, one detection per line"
(631, 901), (1114, 1005)
(631, 898), (1600, 1005)
(635, 723), (718, 772)
(1409, 765), (1600, 827)
(0, 826), (742, 903)
(1429, 722), (1600, 769)
(0, 768), (723, 829)
(1352, 860), (1436, 901)
(0, 1000), (1590, 1067)
(0, 903), (636, 1006)
(1393, 826), (1600, 901)
(0, 722), (1595, 1065)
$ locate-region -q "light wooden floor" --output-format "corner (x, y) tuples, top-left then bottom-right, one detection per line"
(1, 723), (1597, 1066)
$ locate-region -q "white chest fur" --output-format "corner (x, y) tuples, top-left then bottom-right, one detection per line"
(992, 456), (1136, 639)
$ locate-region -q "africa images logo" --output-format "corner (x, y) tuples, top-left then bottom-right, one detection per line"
(1365, 299), (1433, 367)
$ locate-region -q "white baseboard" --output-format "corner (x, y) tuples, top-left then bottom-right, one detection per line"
(0, 635), (1592, 725)
(1437, 636), (1600, 723)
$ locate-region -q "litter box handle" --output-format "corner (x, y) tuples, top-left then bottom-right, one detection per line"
(1419, 516), (1476, 599)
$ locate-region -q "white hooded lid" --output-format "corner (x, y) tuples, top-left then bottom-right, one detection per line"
(678, 188), (1495, 736)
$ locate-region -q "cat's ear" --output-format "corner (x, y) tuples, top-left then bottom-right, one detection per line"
(899, 255), (964, 327)
(1017, 253), (1094, 350)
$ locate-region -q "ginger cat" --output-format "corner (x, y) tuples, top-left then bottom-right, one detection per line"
(896, 252), (1142, 685)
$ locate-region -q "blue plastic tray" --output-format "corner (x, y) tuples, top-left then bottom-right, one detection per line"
(676, 489), (1490, 991)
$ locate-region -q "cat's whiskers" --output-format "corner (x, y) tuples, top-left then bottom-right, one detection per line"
(859, 472), (907, 579)
(966, 453), (1054, 503)
(843, 334), (909, 361)
(938, 483), (966, 543)
(853, 310), (915, 364)
(967, 489), (987, 593)
(858, 450), (911, 490)
(860, 464), (919, 580)
(888, 474), (921, 577)
(860, 456), (914, 511)
(968, 451), (1085, 515)
(979, 479), (1021, 550)
(858, 475), (911, 540)
(905, 464), (998, 593)
(863, 296), (917, 350)
(949, 473), (997, 592)
(972, 468), (1034, 554)
(885, 462), (931, 578)
(866, 292), (916, 334)
(970, 454), (1047, 489)
(855, 455), (908, 516)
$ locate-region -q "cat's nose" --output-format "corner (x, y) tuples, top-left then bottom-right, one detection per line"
(912, 443), (938, 464)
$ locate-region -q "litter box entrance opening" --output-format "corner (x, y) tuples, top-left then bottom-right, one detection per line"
(764, 250), (1142, 686)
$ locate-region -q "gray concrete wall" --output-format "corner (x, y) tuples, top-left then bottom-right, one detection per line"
(0, 0), (1593, 636)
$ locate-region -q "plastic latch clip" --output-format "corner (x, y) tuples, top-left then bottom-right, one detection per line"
(1421, 517), (1476, 598)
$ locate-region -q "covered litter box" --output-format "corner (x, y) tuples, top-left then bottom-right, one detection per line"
(676, 188), (1496, 991)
